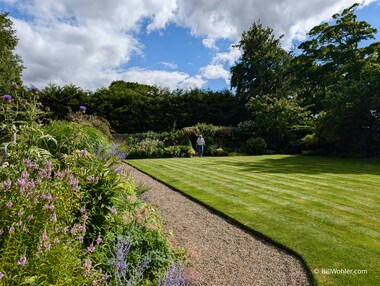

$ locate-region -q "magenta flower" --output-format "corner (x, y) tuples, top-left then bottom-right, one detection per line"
(17, 256), (27, 266)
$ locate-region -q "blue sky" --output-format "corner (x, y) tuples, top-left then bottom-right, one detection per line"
(1, 0), (379, 91)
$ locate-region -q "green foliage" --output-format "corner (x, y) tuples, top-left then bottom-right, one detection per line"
(40, 121), (109, 157)
(0, 13), (24, 95)
(245, 137), (267, 154)
(67, 111), (114, 139)
(39, 84), (91, 119)
(0, 158), (102, 285)
(230, 21), (291, 102)
(293, 3), (380, 154)
(0, 87), (46, 144)
(247, 95), (312, 152)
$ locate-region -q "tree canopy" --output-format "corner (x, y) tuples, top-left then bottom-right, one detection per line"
(0, 13), (24, 94)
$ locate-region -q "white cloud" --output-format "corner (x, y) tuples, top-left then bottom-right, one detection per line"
(120, 68), (206, 90)
(200, 64), (229, 82)
(175, 0), (378, 48)
(4, 0), (379, 91)
(159, 62), (178, 69)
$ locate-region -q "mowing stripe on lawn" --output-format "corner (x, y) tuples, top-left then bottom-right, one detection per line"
(128, 155), (380, 286)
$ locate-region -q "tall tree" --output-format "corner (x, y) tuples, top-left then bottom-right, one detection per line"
(230, 21), (291, 102)
(231, 21), (311, 151)
(293, 3), (379, 113)
(0, 13), (24, 94)
(294, 3), (380, 154)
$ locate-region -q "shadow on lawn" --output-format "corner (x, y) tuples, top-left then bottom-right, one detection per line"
(222, 155), (380, 175)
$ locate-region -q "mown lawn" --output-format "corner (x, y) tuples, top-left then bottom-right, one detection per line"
(127, 155), (380, 286)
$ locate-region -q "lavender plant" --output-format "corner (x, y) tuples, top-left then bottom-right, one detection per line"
(159, 262), (186, 286)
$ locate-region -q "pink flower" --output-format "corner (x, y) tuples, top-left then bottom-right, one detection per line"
(95, 236), (102, 245)
(6, 201), (13, 208)
(87, 244), (95, 253)
(17, 256), (27, 266)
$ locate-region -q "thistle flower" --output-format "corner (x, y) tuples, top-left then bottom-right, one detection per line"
(6, 201), (13, 208)
(2, 94), (12, 102)
(31, 86), (39, 93)
(0, 271), (3, 279)
(79, 105), (86, 113)
(9, 226), (15, 234)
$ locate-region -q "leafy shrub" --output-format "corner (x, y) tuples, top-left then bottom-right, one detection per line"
(40, 121), (109, 157)
(164, 146), (195, 158)
(245, 137), (267, 154)
(67, 111), (114, 139)
(0, 157), (104, 284)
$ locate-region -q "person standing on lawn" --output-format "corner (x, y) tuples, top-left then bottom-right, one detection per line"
(196, 135), (206, 157)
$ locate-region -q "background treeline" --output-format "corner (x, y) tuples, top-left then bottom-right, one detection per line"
(39, 82), (249, 134)
(2, 3), (380, 156)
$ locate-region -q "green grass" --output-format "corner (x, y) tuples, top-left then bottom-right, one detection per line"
(127, 155), (380, 286)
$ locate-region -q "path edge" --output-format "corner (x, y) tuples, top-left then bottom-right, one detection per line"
(125, 162), (316, 286)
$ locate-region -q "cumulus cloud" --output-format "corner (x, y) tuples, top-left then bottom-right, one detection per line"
(120, 68), (206, 90)
(175, 0), (377, 48)
(3, 0), (378, 90)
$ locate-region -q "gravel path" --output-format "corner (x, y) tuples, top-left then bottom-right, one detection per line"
(123, 164), (310, 286)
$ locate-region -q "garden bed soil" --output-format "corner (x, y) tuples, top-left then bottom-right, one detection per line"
(122, 163), (310, 286)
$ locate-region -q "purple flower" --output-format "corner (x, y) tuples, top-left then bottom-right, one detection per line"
(83, 258), (92, 277)
(50, 213), (57, 223)
(87, 244), (95, 253)
(159, 262), (186, 286)
(40, 232), (48, 241)
(17, 210), (23, 217)
(79, 105), (86, 113)
(110, 236), (132, 281)
(0, 271), (3, 279)
(17, 256), (27, 266)
(3, 179), (11, 190)
(6, 201), (13, 208)
(0, 229), (3, 235)
(17, 178), (26, 188)
(9, 226), (15, 234)
(95, 236), (102, 245)
(31, 86), (39, 93)
(2, 94), (12, 102)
